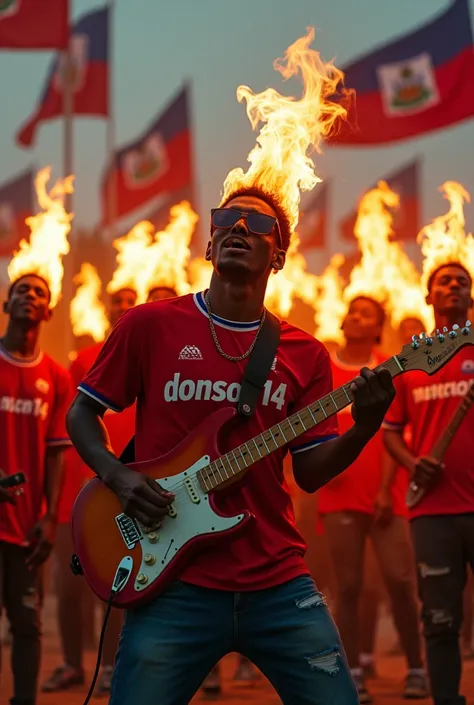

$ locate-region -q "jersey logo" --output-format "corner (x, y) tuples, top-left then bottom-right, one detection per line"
(164, 373), (288, 411)
(35, 378), (50, 394)
(461, 359), (474, 374)
(178, 345), (203, 360)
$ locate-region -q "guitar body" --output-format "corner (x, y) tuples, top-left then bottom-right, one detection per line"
(71, 407), (252, 608)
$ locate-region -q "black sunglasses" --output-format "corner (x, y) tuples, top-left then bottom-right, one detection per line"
(210, 208), (282, 247)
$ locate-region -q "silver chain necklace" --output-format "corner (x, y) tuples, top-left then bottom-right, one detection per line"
(204, 291), (266, 362)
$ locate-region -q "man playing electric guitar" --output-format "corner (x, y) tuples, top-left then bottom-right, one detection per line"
(383, 262), (474, 705)
(67, 189), (396, 705)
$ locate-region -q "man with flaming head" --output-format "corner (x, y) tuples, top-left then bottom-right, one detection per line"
(42, 237), (139, 696)
(383, 182), (474, 705)
(67, 30), (395, 704)
(0, 169), (73, 705)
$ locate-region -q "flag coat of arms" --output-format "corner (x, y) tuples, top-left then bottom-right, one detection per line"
(16, 7), (108, 147)
(340, 160), (420, 242)
(0, 168), (34, 257)
(331, 0), (474, 145)
(0, 0), (68, 49)
(101, 86), (193, 224)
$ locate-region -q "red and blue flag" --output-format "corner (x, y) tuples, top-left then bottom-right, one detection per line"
(0, 167), (35, 257)
(16, 7), (108, 148)
(340, 160), (421, 242)
(332, 0), (474, 145)
(101, 86), (193, 224)
(0, 0), (68, 49)
(297, 182), (328, 250)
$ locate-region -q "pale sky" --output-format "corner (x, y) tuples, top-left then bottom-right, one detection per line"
(1, 0), (473, 273)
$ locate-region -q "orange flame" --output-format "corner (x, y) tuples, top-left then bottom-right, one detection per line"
(7, 167), (74, 309)
(221, 27), (348, 238)
(419, 181), (474, 295)
(142, 201), (198, 298)
(188, 257), (213, 293)
(313, 254), (346, 344)
(107, 221), (154, 303)
(264, 236), (318, 317)
(70, 263), (109, 342)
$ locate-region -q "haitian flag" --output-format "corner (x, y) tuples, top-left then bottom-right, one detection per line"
(0, 0), (68, 49)
(297, 182), (328, 250)
(101, 86), (192, 224)
(331, 0), (474, 145)
(340, 160), (420, 242)
(0, 167), (34, 257)
(16, 7), (108, 147)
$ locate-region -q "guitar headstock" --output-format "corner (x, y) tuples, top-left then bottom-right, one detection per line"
(397, 321), (473, 375)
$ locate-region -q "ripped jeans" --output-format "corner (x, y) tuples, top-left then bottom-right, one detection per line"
(0, 541), (43, 705)
(411, 514), (474, 705)
(110, 574), (358, 705)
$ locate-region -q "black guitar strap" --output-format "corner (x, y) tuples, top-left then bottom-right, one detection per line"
(237, 310), (281, 418)
(118, 309), (281, 464)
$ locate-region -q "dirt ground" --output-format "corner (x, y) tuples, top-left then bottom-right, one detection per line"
(1, 593), (474, 705)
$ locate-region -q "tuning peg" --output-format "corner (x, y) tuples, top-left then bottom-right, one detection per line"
(437, 332), (445, 342)
(411, 335), (420, 349)
(443, 326), (448, 333)
(465, 320), (472, 327)
(462, 320), (471, 335)
(452, 324), (459, 331)
(420, 332), (427, 340)
(425, 336), (434, 345)
(449, 329), (458, 339)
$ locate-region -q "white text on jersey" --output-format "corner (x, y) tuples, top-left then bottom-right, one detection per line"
(412, 379), (474, 404)
(164, 373), (288, 410)
(0, 396), (49, 420)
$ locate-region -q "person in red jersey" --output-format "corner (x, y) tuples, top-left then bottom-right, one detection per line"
(383, 263), (474, 705)
(67, 191), (395, 705)
(0, 273), (72, 705)
(318, 296), (427, 703)
(42, 287), (137, 696)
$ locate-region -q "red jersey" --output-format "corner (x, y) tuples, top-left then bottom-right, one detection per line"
(79, 291), (339, 591)
(383, 348), (474, 518)
(58, 343), (135, 523)
(317, 353), (407, 517)
(0, 346), (72, 545)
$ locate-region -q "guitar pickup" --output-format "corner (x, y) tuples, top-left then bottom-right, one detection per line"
(115, 514), (142, 549)
(184, 477), (200, 504)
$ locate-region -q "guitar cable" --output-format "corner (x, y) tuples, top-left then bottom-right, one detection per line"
(82, 559), (132, 705)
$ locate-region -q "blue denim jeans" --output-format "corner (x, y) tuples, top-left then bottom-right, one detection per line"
(109, 574), (357, 705)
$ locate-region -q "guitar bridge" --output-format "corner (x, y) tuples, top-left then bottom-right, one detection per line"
(115, 514), (142, 549)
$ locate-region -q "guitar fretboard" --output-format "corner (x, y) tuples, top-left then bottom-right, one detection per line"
(197, 355), (403, 492)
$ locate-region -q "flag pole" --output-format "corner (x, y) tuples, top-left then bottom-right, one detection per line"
(62, 0), (74, 364)
(106, 0), (117, 238)
(62, 0), (73, 212)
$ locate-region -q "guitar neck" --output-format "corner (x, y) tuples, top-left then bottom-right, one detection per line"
(197, 355), (404, 492)
(430, 384), (474, 461)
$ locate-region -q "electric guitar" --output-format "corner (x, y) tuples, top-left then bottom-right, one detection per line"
(406, 380), (474, 508)
(71, 321), (473, 608)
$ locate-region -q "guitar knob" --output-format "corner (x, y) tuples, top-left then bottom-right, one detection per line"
(144, 553), (156, 566)
(147, 532), (158, 543)
(137, 573), (148, 585)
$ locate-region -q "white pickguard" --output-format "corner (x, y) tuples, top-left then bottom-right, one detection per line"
(115, 455), (245, 593)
